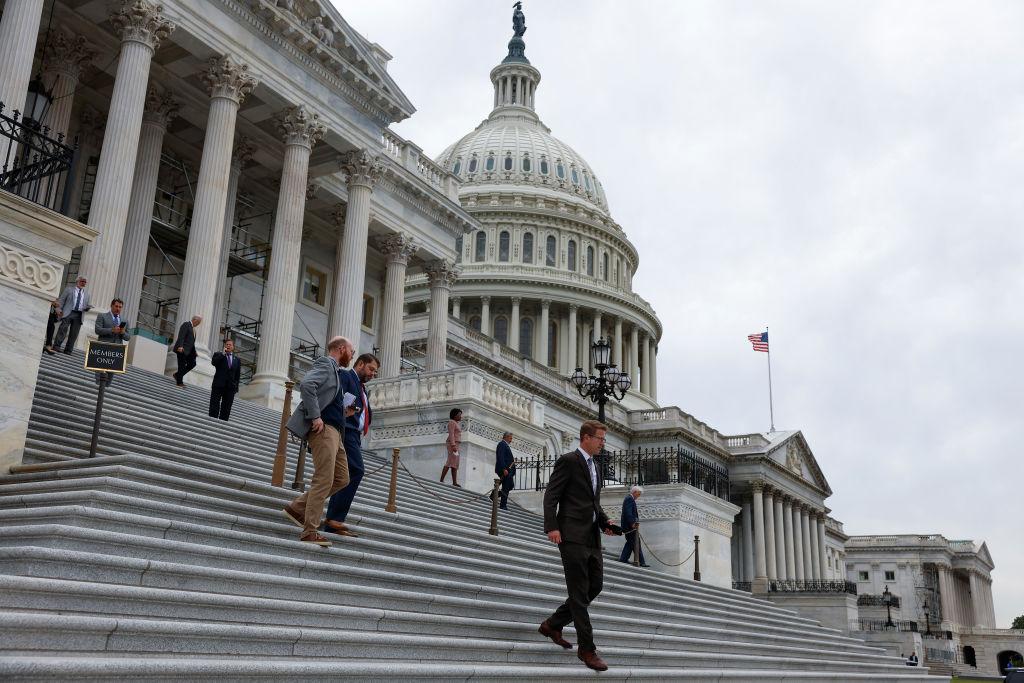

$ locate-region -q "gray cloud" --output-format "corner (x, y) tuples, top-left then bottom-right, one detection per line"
(336, 0), (1024, 626)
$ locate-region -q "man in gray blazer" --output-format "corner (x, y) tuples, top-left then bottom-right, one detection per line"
(95, 299), (131, 344)
(282, 335), (355, 546)
(49, 276), (91, 354)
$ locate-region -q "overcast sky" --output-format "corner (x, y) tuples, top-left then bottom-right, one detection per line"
(335, 0), (1024, 627)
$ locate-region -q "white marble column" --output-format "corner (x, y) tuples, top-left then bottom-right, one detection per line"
(566, 303), (578, 371)
(64, 105), (104, 222)
(800, 505), (813, 581)
(763, 487), (777, 581)
(740, 501), (754, 582)
(937, 565), (952, 625)
(509, 297), (521, 351)
(592, 311), (602, 344)
(480, 296), (491, 336)
(116, 86), (177, 326)
(377, 233), (416, 379)
(751, 483), (768, 590)
(329, 149), (382, 343)
(537, 299), (550, 365)
(968, 571), (985, 628)
(78, 0), (174, 328)
(650, 338), (658, 401)
(174, 56), (257, 376)
(640, 331), (651, 395)
(426, 260), (458, 371)
(245, 106), (324, 402)
(816, 512), (828, 580)
(613, 317), (623, 368)
(208, 136), (255, 348)
(451, 297), (461, 320)
(773, 494), (787, 579)
(782, 497), (796, 580)
(808, 512), (821, 580)
(630, 325), (639, 385)
(39, 29), (96, 139)
(0, 0), (44, 131)
(792, 501), (805, 581)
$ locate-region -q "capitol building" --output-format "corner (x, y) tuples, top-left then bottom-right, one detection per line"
(0, 0), (1018, 677)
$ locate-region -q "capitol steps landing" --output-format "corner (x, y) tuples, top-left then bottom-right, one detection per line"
(0, 352), (948, 681)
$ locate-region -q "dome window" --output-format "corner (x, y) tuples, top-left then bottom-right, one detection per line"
(452, 159), (462, 175)
(522, 155), (531, 172)
(494, 316), (508, 345)
(469, 316), (481, 332)
(547, 321), (558, 367)
(485, 155), (495, 172)
(539, 158), (549, 175)
(499, 230), (510, 262)
(556, 162), (565, 179)
(583, 172), (592, 190)
(586, 246), (594, 276)
(545, 235), (556, 267)
(567, 239), (577, 272)
(468, 157), (478, 173)
(503, 155), (513, 171)
(603, 252), (609, 281)
(474, 231), (487, 262)
(571, 167), (580, 186)
(520, 318), (534, 358)
(522, 232), (534, 264)
(455, 236), (463, 263)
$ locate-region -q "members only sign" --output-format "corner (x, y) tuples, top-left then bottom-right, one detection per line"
(84, 340), (128, 374)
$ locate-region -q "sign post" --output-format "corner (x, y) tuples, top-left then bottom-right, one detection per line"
(83, 341), (127, 458)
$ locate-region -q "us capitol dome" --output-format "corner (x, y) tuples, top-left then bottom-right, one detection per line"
(405, 16), (663, 410)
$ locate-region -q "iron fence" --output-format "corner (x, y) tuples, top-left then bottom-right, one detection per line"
(515, 445), (729, 500)
(855, 619), (919, 632)
(770, 580), (857, 594)
(858, 593), (901, 607)
(0, 103), (76, 213)
(731, 581), (752, 592)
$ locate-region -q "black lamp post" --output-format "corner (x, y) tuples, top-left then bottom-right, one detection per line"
(570, 337), (631, 424)
(923, 600), (932, 635)
(883, 584), (895, 628)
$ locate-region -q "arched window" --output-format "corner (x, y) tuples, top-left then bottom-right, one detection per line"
(545, 235), (556, 266)
(567, 239), (577, 271)
(494, 316), (508, 345)
(485, 155), (495, 172)
(556, 162), (565, 179)
(498, 230), (510, 262)
(469, 316), (481, 332)
(522, 232), (534, 264)
(584, 172), (592, 190)
(503, 155), (513, 171)
(603, 252), (609, 281)
(586, 245), (594, 276)
(522, 155), (531, 172)
(474, 231), (486, 262)
(539, 157), (549, 175)
(455, 236), (463, 263)
(571, 167), (580, 185)
(520, 318), (533, 358)
(548, 320), (558, 368)
(452, 159), (461, 175)
(468, 156), (478, 173)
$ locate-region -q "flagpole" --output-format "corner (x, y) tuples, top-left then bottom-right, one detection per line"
(766, 326), (775, 432)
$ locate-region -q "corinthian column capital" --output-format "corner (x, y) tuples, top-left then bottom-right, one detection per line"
(142, 85), (179, 128)
(41, 29), (97, 80)
(339, 149), (383, 189)
(110, 0), (175, 50)
(203, 56), (258, 103)
(379, 233), (417, 265)
(425, 260), (459, 289)
(231, 135), (257, 172)
(276, 104), (325, 149)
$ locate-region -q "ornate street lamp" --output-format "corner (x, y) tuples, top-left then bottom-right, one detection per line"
(570, 337), (631, 424)
(883, 584), (895, 628)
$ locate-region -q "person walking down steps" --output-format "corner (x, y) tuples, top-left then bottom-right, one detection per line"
(440, 408), (462, 487)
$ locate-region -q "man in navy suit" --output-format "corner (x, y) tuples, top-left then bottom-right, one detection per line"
(619, 485), (649, 566)
(495, 432), (516, 510)
(323, 352), (379, 537)
(209, 339), (241, 421)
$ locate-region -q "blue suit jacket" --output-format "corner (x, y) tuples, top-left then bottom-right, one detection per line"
(621, 493), (639, 529)
(495, 440), (515, 482)
(339, 368), (370, 446)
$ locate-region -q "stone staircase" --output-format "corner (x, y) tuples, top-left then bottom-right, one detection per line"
(0, 351), (950, 681)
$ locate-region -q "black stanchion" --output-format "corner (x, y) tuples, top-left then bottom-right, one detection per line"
(88, 372), (112, 458)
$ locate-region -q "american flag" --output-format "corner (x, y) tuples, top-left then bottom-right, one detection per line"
(747, 331), (769, 352)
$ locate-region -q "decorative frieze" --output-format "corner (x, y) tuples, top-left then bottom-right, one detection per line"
(110, 0), (175, 49)
(0, 241), (63, 298)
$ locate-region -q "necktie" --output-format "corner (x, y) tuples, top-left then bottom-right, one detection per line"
(360, 385), (370, 436)
(585, 456), (596, 492)
(74, 289), (82, 311)
(113, 315), (120, 327)
(226, 353), (232, 368)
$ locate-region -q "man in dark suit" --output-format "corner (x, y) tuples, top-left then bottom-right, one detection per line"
(94, 299), (131, 344)
(495, 432), (516, 510)
(209, 339), (241, 421)
(539, 420), (620, 672)
(172, 315), (201, 386)
(323, 352), (380, 537)
(618, 485), (649, 567)
(43, 299), (60, 354)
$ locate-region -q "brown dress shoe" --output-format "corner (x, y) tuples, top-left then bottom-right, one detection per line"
(300, 532), (332, 547)
(282, 506), (303, 528)
(538, 619), (572, 649)
(325, 519), (359, 537)
(577, 648), (608, 671)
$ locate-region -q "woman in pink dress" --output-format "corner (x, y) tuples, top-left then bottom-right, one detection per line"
(441, 408), (463, 487)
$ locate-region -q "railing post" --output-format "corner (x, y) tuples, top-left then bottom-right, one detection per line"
(633, 526), (641, 567)
(693, 535), (702, 582)
(290, 439), (307, 491)
(488, 477), (501, 535)
(271, 380), (295, 486)
(384, 448), (400, 513)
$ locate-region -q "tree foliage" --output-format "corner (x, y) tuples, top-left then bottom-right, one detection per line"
(1012, 614), (1024, 630)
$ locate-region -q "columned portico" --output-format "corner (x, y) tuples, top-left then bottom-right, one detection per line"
(480, 296), (491, 336)
(751, 483), (768, 590)
(800, 505), (813, 580)
(245, 105), (324, 403)
(613, 317), (623, 367)
(763, 487), (777, 581)
(640, 331), (651, 394)
(773, 494), (786, 579)
(792, 501), (805, 581)
(650, 338), (658, 400)
(509, 297), (520, 351)
(630, 325), (639, 385)
(174, 56), (257, 378)
(0, 0), (45, 160)
(117, 86), (177, 326)
(808, 512), (821, 580)
(329, 149), (382, 343)
(537, 299), (550, 365)
(378, 233), (417, 378)
(782, 497), (796, 579)
(425, 260), (458, 371)
(78, 0), (174, 329)
(566, 303), (577, 370)
(815, 512), (828, 579)
(741, 500), (754, 582)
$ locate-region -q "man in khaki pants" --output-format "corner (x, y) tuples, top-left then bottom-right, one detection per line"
(282, 336), (354, 546)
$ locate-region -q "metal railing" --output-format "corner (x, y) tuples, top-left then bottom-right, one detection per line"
(0, 103), (76, 213)
(769, 579), (857, 594)
(854, 619), (918, 632)
(858, 593), (901, 607)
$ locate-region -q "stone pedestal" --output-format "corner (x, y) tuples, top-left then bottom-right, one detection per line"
(766, 592), (859, 634)
(0, 190), (96, 472)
